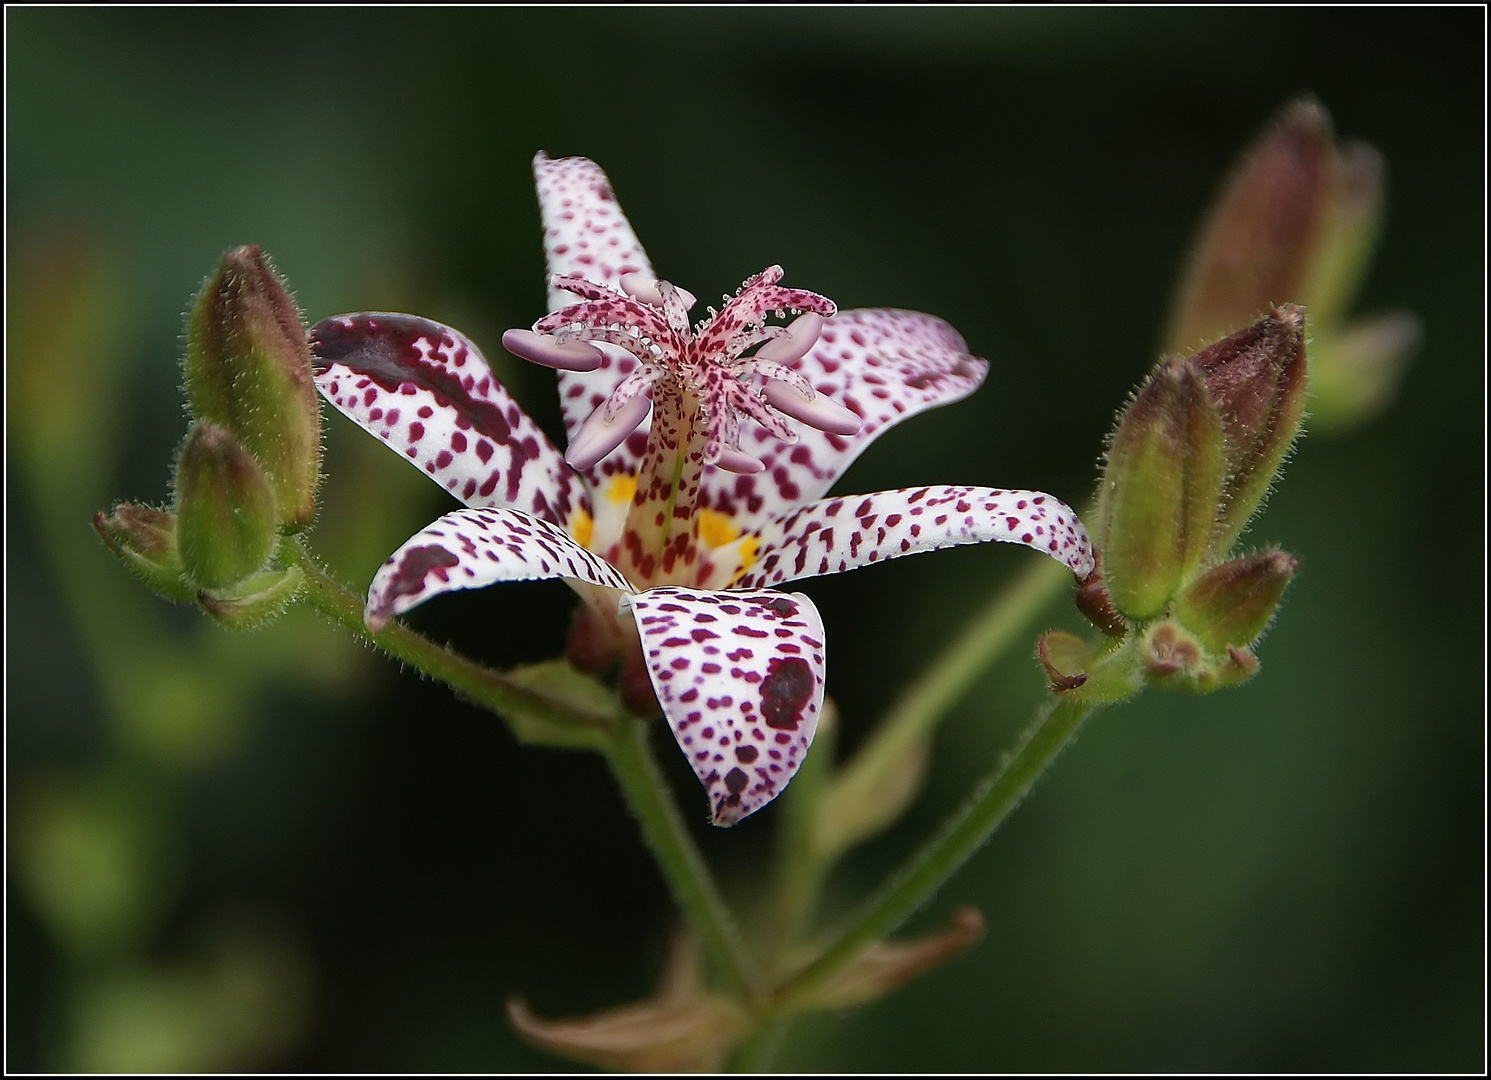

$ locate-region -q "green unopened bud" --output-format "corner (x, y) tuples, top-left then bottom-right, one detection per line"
(1304, 141), (1386, 329)
(1096, 358), (1225, 620)
(91, 503), (195, 603)
(185, 245), (321, 528)
(1191, 306), (1308, 552)
(1308, 310), (1421, 433)
(1176, 549), (1297, 651)
(1166, 98), (1335, 352)
(175, 422), (278, 590)
(501, 659), (614, 750)
(197, 565), (305, 630)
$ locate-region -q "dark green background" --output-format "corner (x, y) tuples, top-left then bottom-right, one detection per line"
(7, 7), (1483, 1072)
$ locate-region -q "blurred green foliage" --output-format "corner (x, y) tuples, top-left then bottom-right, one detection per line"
(7, 7), (1482, 1071)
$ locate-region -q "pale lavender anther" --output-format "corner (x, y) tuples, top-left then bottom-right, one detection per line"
(762, 379), (864, 437)
(714, 447), (766, 474)
(620, 273), (698, 314)
(501, 328), (605, 372)
(755, 312), (825, 366)
(566, 389), (654, 472)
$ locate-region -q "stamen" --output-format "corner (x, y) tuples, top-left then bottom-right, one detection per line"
(715, 447), (766, 474)
(501, 328), (604, 372)
(754, 312), (825, 365)
(567, 390), (653, 472)
(762, 379), (864, 437)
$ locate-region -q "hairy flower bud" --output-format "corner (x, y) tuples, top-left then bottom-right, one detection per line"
(175, 422), (279, 590)
(1096, 357), (1225, 620)
(1166, 98), (1335, 352)
(1191, 306), (1308, 552)
(91, 503), (195, 604)
(184, 245), (321, 528)
(1175, 549), (1296, 651)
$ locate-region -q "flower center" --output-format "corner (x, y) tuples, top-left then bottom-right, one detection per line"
(502, 265), (864, 587)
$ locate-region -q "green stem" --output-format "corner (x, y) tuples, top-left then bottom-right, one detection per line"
(829, 557), (1068, 815)
(285, 538), (611, 731)
(773, 692), (1099, 1012)
(603, 717), (763, 1006)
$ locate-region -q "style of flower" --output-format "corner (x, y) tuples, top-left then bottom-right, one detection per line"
(309, 154), (1094, 826)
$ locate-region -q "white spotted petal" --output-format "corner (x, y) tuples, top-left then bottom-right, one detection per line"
(622, 587), (826, 827)
(366, 506), (631, 632)
(730, 485), (1094, 591)
(698, 309), (989, 532)
(311, 312), (587, 529)
(535, 152), (657, 486)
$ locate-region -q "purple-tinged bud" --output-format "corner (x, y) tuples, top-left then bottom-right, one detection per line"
(1175, 549), (1296, 651)
(1074, 564), (1127, 637)
(1142, 621), (1261, 693)
(184, 245), (321, 528)
(1304, 141), (1386, 330)
(174, 422), (278, 590)
(1096, 357), (1225, 620)
(197, 565), (305, 629)
(501, 328), (604, 372)
(714, 447), (766, 474)
(565, 391), (653, 472)
(804, 906), (986, 1011)
(1190, 305), (1308, 552)
(1142, 622), (1204, 682)
(1165, 98), (1335, 352)
(755, 312), (826, 365)
(762, 378), (863, 437)
(91, 503), (195, 604)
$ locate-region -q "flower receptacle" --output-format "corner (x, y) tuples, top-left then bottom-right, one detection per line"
(174, 422), (279, 591)
(184, 245), (321, 528)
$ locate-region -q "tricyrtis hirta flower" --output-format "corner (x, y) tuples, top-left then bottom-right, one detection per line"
(310, 154), (1094, 825)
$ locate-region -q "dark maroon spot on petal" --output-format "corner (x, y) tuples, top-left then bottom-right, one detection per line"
(766, 598), (796, 617)
(724, 767), (749, 794)
(760, 656), (814, 731)
(382, 544), (459, 605)
(735, 745), (758, 764)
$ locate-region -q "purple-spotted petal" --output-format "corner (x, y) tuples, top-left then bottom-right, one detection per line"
(312, 313), (586, 528)
(622, 587), (826, 827)
(697, 309), (989, 531)
(729, 486), (1094, 591)
(534, 153), (656, 484)
(365, 506), (632, 632)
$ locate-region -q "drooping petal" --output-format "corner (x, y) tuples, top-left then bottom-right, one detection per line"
(312, 313), (587, 530)
(697, 309), (989, 532)
(365, 506), (631, 632)
(622, 587), (826, 827)
(534, 153), (656, 483)
(723, 486), (1094, 591)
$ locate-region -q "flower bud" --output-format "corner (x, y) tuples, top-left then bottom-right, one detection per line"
(184, 246), (321, 528)
(798, 906), (985, 1012)
(1307, 310), (1420, 434)
(197, 565), (305, 630)
(1175, 549), (1296, 652)
(175, 422), (278, 590)
(1165, 98), (1335, 352)
(1190, 306), (1308, 552)
(1304, 141), (1386, 330)
(1096, 357), (1225, 620)
(91, 503), (195, 604)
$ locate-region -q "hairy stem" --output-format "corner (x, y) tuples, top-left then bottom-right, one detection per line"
(286, 538), (611, 731)
(773, 692), (1100, 1012)
(604, 717), (764, 1005)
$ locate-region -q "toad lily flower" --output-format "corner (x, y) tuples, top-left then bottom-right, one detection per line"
(310, 154), (1094, 825)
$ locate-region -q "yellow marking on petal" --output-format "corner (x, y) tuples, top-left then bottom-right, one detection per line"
(570, 507), (593, 550)
(727, 535), (760, 586)
(696, 508), (741, 550)
(604, 474), (638, 505)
